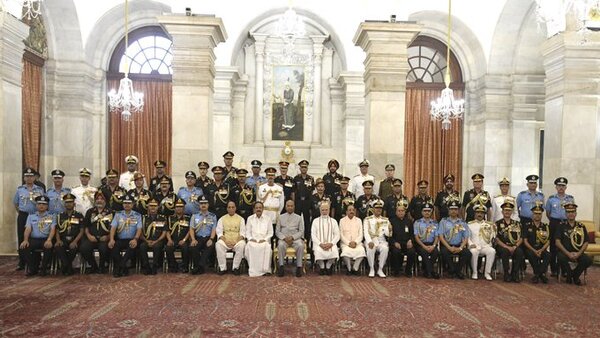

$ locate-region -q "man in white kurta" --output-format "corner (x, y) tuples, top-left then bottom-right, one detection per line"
(363, 199), (391, 277)
(311, 202), (340, 275)
(245, 202), (273, 276)
(468, 205), (496, 280)
(339, 204), (366, 275)
(491, 178), (519, 222)
(257, 168), (285, 226)
(216, 201), (246, 275)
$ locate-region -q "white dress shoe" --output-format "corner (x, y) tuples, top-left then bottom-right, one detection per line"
(471, 273), (478, 280)
(368, 269), (375, 278)
(484, 273), (492, 280)
(377, 269), (386, 278)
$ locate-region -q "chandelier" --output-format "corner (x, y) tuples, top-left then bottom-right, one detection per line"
(430, 0), (464, 130)
(107, 0), (144, 121)
(276, 3), (306, 54)
(0, 0), (42, 19)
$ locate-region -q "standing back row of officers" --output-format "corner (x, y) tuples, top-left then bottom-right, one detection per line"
(14, 152), (586, 281)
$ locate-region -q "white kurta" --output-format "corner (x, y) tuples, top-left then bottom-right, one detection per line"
(244, 214), (273, 276)
(339, 216), (366, 259)
(311, 216), (340, 260)
(350, 174), (375, 197)
(72, 185), (97, 215)
(257, 183), (284, 224)
(491, 195), (519, 222)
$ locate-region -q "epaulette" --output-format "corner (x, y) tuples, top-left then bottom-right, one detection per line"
(275, 183), (283, 188)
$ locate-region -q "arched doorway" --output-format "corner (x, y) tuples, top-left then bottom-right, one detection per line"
(403, 35), (464, 198)
(107, 26), (173, 179)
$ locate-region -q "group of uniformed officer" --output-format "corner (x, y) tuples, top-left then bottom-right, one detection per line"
(13, 153), (593, 285)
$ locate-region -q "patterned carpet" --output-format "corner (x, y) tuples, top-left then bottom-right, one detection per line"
(0, 256), (599, 337)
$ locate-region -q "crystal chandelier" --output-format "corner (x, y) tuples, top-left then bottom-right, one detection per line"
(22, 0), (42, 19)
(0, 0), (43, 19)
(108, 0), (143, 121)
(276, 2), (306, 55)
(430, 0), (464, 130)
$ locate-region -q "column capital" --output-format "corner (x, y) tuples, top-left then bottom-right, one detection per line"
(250, 33), (268, 55)
(158, 14), (227, 88)
(353, 22), (421, 93)
(0, 12), (29, 85)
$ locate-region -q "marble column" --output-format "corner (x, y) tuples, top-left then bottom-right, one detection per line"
(542, 31), (600, 227)
(311, 35), (327, 145)
(0, 13), (28, 254)
(158, 15), (227, 187)
(338, 72), (366, 177)
(353, 22), (421, 178)
(251, 33), (267, 144)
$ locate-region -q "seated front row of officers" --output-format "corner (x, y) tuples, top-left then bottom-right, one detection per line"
(20, 190), (591, 285)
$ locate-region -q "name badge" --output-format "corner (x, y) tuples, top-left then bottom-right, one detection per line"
(43, 219), (53, 224)
(154, 222), (164, 228)
(285, 181), (293, 188)
(334, 179), (340, 185)
(219, 189), (227, 195)
(180, 222), (189, 227)
(405, 226), (409, 233)
(70, 218), (80, 225)
(305, 181), (312, 187)
(101, 216), (111, 222)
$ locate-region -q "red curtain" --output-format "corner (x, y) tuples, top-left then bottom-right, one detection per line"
(108, 78), (172, 178)
(403, 87), (464, 199)
(22, 52), (44, 171)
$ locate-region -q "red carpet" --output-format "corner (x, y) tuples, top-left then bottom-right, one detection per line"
(0, 256), (599, 337)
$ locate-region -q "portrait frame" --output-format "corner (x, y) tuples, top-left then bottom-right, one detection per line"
(264, 53), (314, 141)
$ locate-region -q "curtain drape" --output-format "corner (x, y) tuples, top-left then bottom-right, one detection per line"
(108, 78), (172, 179)
(22, 52), (44, 171)
(403, 87), (464, 199)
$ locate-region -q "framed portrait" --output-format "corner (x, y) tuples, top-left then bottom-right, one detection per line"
(264, 52), (314, 142)
(270, 65), (306, 141)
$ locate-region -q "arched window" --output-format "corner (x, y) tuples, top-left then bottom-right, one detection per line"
(108, 26), (173, 78)
(107, 26), (173, 179)
(407, 36), (463, 88)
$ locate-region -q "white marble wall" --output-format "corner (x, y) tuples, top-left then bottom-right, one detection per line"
(542, 31), (600, 225)
(0, 13), (28, 254)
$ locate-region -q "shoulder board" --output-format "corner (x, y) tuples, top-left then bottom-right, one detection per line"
(275, 183), (283, 187)
(381, 216), (389, 221)
(365, 215), (374, 220)
(353, 174), (360, 178)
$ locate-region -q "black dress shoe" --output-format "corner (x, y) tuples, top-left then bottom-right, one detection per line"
(113, 271), (122, 278)
(574, 278), (582, 286)
(25, 271), (37, 277)
(346, 270), (352, 276)
(319, 269), (325, 276)
(143, 269), (152, 275)
(531, 275), (539, 284)
(39, 270), (47, 277)
(503, 275), (511, 282)
(540, 275), (548, 284)
(550, 272), (558, 277)
(432, 272), (440, 279)
(327, 267), (333, 275)
(296, 268), (302, 277)
(218, 268), (227, 276)
(512, 276), (520, 283)
(566, 276), (573, 284)
(456, 273), (465, 280)
(404, 272), (412, 278)
(233, 268), (240, 276)
(278, 266), (285, 277)
(121, 268), (129, 276)
(180, 268), (188, 274)
(16, 265), (25, 271)
(99, 268), (107, 274)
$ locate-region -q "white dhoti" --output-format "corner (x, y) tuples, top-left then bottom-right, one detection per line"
(313, 245), (340, 261)
(469, 246), (496, 275)
(245, 241), (272, 276)
(366, 240), (389, 270)
(216, 239), (246, 270)
(340, 243), (366, 259)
